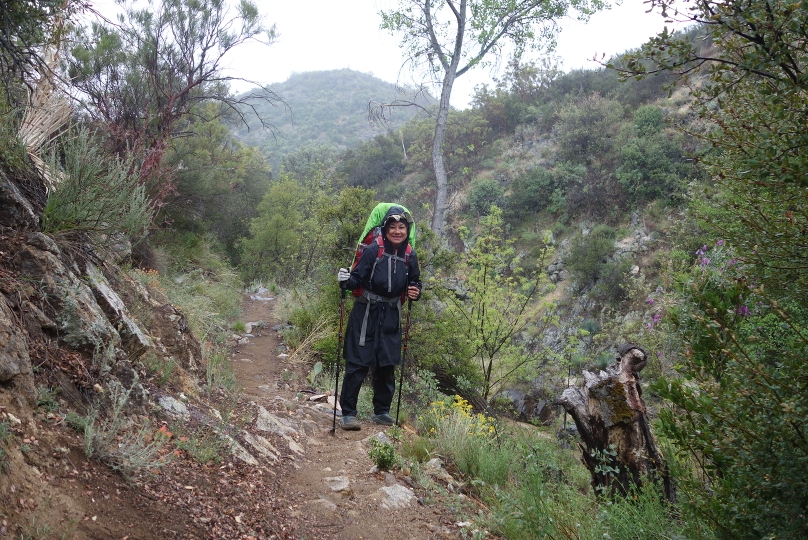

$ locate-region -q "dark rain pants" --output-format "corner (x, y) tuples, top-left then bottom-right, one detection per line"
(339, 360), (395, 418)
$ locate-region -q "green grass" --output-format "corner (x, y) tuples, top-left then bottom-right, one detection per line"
(411, 394), (714, 540)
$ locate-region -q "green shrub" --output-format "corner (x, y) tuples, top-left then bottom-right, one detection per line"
(467, 177), (504, 216)
(35, 385), (60, 411)
(64, 411), (91, 433)
(566, 225), (617, 288)
(41, 126), (153, 249)
(591, 257), (633, 306)
(0, 420), (12, 470)
(368, 438), (398, 471)
(653, 242), (808, 538)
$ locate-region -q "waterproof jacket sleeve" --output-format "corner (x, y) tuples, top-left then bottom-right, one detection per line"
(343, 244), (381, 292)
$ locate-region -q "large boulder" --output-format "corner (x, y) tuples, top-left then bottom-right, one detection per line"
(86, 262), (151, 362)
(11, 235), (120, 353)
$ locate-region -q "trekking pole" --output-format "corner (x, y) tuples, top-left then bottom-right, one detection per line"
(330, 285), (347, 435)
(394, 298), (413, 426)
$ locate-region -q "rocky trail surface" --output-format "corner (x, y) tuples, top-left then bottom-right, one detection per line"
(0, 289), (467, 539)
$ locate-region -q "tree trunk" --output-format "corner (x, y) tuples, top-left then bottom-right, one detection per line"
(429, 76), (452, 239)
(560, 343), (675, 501)
(429, 0), (466, 239)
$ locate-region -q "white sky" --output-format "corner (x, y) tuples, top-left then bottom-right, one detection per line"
(92, 0), (685, 109)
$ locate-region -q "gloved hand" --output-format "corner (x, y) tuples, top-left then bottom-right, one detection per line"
(337, 267), (351, 283)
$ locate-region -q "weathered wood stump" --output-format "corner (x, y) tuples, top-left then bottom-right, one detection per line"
(560, 343), (674, 501)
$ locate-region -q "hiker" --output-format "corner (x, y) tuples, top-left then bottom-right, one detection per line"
(336, 205), (421, 430)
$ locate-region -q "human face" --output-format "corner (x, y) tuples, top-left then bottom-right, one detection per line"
(385, 221), (408, 247)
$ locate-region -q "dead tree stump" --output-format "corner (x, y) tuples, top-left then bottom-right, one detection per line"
(560, 343), (675, 501)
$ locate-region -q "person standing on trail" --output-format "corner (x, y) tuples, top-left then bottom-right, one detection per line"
(336, 206), (421, 430)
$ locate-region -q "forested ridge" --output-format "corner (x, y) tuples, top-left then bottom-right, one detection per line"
(0, 0), (806, 538)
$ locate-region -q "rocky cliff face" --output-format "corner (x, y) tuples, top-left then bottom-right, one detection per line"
(0, 167), (200, 421)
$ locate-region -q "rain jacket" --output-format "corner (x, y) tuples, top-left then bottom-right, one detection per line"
(342, 207), (421, 367)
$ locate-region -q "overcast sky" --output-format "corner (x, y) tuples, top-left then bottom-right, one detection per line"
(94, 0), (684, 109)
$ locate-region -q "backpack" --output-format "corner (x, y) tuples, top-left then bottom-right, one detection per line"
(350, 203), (415, 300)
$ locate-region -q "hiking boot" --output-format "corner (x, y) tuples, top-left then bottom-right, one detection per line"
(340, 416), (361, 431)
(370, 413), (395, 426)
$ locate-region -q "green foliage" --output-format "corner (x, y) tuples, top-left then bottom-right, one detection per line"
(590, 257), (633, 306)
(368, 438), (398, 471)
(66, 0), (275, 200)
(472, 57), (563, 134)
(565, 225), (617, 288)
(653, 243), (808, 539)
(239, 165), (369, 285)
(64, 411), (90, 433)
(466, 177), (503, 216)
(35, 386), (60, 411)
(174, 425), (231, 464)
(141, 352), (177, 386)
(434, 207), (555, 399)
(505, 162), (585, 219)
(41, 126), (153, 248)
(621, 6), (808, 296)
(418, 396), (507, 482)
(615, 105), (692, 204)
(143, 239), (243, 342)
(163, 104), (272, 264)
(555, 93), (624, 166)
(0, 420), (12, 470)
(335, 133), (406, 188)
(0, 0), (64, 91)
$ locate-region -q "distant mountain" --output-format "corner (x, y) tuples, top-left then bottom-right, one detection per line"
(234, 69), (434, 171)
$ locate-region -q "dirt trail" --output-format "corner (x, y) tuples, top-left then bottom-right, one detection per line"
(0, 292), (466, 540)
(229, 291), (463, 540)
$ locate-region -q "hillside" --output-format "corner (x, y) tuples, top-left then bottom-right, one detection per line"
(234, 69), (434, 171)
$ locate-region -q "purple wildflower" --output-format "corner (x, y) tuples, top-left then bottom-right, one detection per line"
(700, 258), (710, 266)
(716, 239), (724, 246)
(736, 305), (750, 317)
(647, 297), (654, 305)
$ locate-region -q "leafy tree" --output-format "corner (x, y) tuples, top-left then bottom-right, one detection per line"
(555, 93), (624, 167)
(401, 108), (492, 186)
(435, 206), (555, 399)
(163, 104), (272, 263)
(615, 106), (693, 204)
(620, 4), (808, 295)
(565, 224), (617, 289)
(335, 133), (405, 188)
(618, 2), (808, 536)
(64, 0), (278, 205)
(466, 177), (503, 216)
(472, 56), (562, 135)
(281, 144), (340, 181)
(0, 0), (66, 96)
(652, 243), (808, 539)
(506, 166), (558, 218)
(379, 0), (606, 239)
(240, 167), (375, 284)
